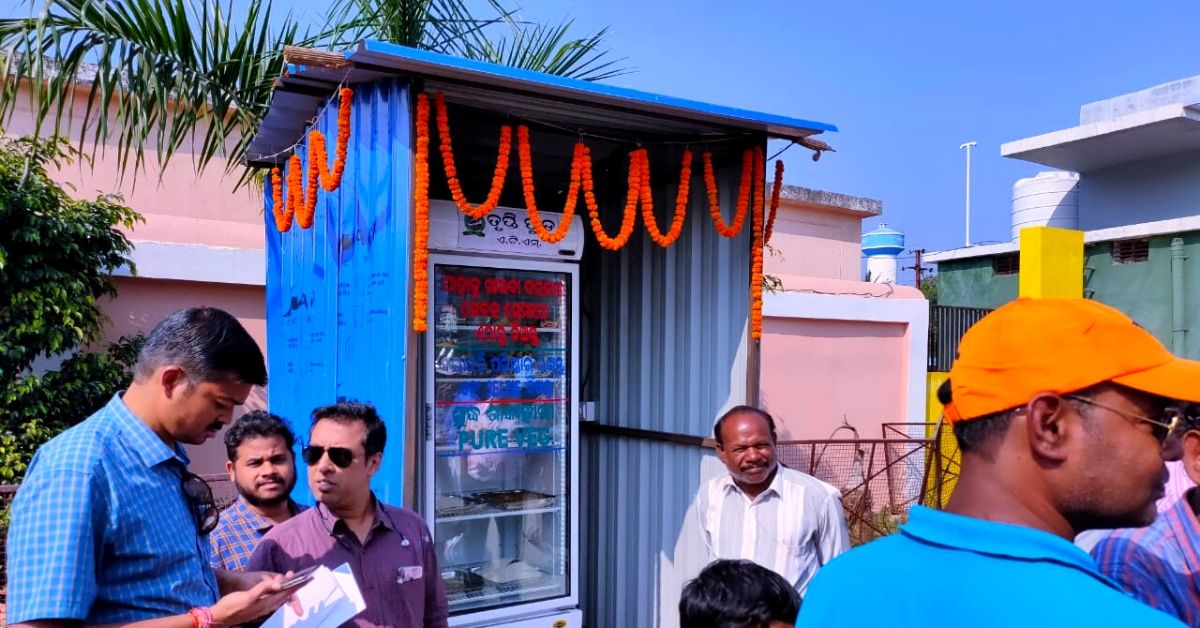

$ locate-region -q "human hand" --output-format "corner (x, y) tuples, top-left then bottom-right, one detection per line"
(210, 572), (305, 625)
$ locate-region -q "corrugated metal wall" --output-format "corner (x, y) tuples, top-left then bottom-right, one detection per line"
(265, 79), (413, 506)
(582, 145), (756, 627)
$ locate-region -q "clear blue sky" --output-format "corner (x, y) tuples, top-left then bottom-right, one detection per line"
(5, 0), (1198, 269)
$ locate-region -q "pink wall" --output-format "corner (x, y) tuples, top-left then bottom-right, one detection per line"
(765, 201), (864, 281)
(760, 317), (908, 441)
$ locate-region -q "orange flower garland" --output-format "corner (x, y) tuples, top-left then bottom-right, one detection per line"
(703, 149), (753, 238)
(640, 148), (691, 248)
(584, 147), (641, 250)
(517, 124), (580, 244)
(434, 92), (511, 220)
(269, 87), (354, 232)
(764, 159), (784, 245)
(269, 167), (293, 232)
(750, 146), (766, 340)
(412, 93), (432, 332)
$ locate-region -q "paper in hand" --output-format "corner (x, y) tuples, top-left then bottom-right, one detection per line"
(260, 563), (366, 628)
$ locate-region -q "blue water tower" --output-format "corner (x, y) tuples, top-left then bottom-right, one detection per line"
(862, 224), (905, 283)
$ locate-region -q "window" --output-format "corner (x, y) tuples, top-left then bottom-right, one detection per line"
(992, 253), (1020, 276)
(1112, 238), (1150, 264)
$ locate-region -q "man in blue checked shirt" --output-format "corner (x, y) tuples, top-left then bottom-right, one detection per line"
(7, 308), (301, 628)
(1093, 407), (1200, 625)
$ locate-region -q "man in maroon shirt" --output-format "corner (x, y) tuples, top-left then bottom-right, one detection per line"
(248, 402), (448, 627)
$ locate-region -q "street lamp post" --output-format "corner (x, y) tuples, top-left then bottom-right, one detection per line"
(960, 141), (977, 247)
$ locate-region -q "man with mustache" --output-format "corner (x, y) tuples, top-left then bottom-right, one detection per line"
(797, 298), (1198, 627)
(7, 307), (299, 628)
(210, 410), (308, 571)
(694, 405), (850, 596)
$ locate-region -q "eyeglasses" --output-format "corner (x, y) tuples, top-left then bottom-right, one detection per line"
(302, 445), (354, 468)
(180, 470), (219, 535)
(1063, 395), (1182, 444)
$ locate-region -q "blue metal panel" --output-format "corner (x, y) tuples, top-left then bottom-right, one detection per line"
(350, 40), (837, 135)
(265, 79), (413, 506)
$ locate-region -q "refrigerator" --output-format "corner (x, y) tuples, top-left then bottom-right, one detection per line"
(424, 200), (583, 627)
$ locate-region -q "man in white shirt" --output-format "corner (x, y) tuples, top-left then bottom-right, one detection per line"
(695, 405), (850, 596)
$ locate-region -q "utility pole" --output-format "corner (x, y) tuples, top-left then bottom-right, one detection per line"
(912, 249), (925, 289)
(960, 141), (977, 247)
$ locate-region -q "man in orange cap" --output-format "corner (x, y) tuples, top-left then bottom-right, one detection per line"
(796, 297), (1200, 627)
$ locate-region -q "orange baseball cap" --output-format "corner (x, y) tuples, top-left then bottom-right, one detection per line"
(943, 297), (1200, 422)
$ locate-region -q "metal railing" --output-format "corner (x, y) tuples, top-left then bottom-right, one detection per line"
(928, 305), (992, 371)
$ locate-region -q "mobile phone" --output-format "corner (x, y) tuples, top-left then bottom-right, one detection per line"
(280, 565), (320, 589)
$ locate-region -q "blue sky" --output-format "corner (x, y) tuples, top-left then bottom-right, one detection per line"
(5, 0), (1198, 273)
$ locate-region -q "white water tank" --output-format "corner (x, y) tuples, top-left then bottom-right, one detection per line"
(862, 224), (905, 284)
(1011, 171), (1079, 241)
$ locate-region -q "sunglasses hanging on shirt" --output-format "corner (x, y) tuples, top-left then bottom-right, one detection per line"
(179, 470), (219, 535)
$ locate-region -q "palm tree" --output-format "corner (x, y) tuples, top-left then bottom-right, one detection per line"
(0, 0), (627, 185)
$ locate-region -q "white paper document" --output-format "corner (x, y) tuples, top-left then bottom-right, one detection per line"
(261, 563), (367, 628)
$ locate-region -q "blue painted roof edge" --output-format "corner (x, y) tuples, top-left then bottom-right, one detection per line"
(350, 40), (838, 135)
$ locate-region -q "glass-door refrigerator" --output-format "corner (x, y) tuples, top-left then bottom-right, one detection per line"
(425, 201), (581, 627)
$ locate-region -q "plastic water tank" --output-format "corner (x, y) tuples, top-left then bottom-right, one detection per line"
(1011, 171), (1079, 241)
(862, 224), (905, 284)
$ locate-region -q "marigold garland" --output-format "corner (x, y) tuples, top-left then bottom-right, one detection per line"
(517, 124), (580, 244)
(269, 167), (293, 232)
(412, 93), (432, 332)
(434, 92), (511, 220)
(764, 159), (784, 245)
(750, 146), (766, 340)
(703, 149), (753, 238)
(270, 87), (354, 233)
(640, 148), (691, 248)
(584, 147), (641, 250)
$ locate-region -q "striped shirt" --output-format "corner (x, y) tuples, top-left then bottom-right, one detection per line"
(210, 498), (308, 571)
(696, 466), (849, 595)
(6, 395), (220, 624)
(1092, 488), (1200, 625)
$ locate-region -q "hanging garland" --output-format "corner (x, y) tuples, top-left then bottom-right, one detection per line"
(269, 87), (355, 232)
(640, 149), (692, 248)
(750, 146), (766, 340)
(412, 93), (432, 332)
(434, 92), (511, 220)
(584, 147), (642, 250)
(764, 159), (784, 245)
(518, 124), (581, 244)
(703, 149), (753, 238)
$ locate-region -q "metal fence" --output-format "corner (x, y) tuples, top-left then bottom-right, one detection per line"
(776, 421), (951, 546)
(928, 305), (992, 371)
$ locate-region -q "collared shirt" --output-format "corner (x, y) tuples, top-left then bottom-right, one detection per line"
(247, 498), (449, 628)
(210, 497), (309, 571)
(1092, 488), (1200, 625)
(6, 395), (220, 624)
(797, 506), (1185, 627)
(695, 466), (850, 595)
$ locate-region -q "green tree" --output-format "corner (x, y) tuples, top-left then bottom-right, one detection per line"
(0, 0), (627, 185)
(0, 136), (144, 483)
(920, 274), (938, 303)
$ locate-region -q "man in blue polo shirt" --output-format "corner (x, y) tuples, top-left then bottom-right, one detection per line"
(798, 298), (1199, 627)
(8, 308), (299, 628)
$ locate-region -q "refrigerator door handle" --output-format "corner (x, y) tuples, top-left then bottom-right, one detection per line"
(424, 402), (433, 443)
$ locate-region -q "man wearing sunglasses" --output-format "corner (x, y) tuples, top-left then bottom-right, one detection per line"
(797, 297), (1200, 627)
(248, 401), (449, 627)
(7, 308), (301, 628)
(1092, 406), (1200, 625)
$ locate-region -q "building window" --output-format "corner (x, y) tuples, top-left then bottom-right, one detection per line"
(1112, 238), (1150, 264)
(992, 253), (1020, 276)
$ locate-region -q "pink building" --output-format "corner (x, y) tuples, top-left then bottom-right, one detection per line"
(758, 186), (927, 442)
(6, 79), (267, 474)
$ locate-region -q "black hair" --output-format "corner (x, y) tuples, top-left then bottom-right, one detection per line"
(135, 307), (266, 386)
(310, 400), (387, 457)
(940, 379), (1014, 455)
(679, 559), (800, 628)
(714, 405), (779, 445)
(224, 410), (297, 461)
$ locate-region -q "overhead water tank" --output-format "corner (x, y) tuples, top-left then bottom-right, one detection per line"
(1011, 171), (1079, 241)
(862, 224), (905, 284)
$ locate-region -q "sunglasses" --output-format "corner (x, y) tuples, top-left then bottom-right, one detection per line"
(1063, 395), (1182, 444)
(302, 445), (355, 469)
(180, 470), (219, 535)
